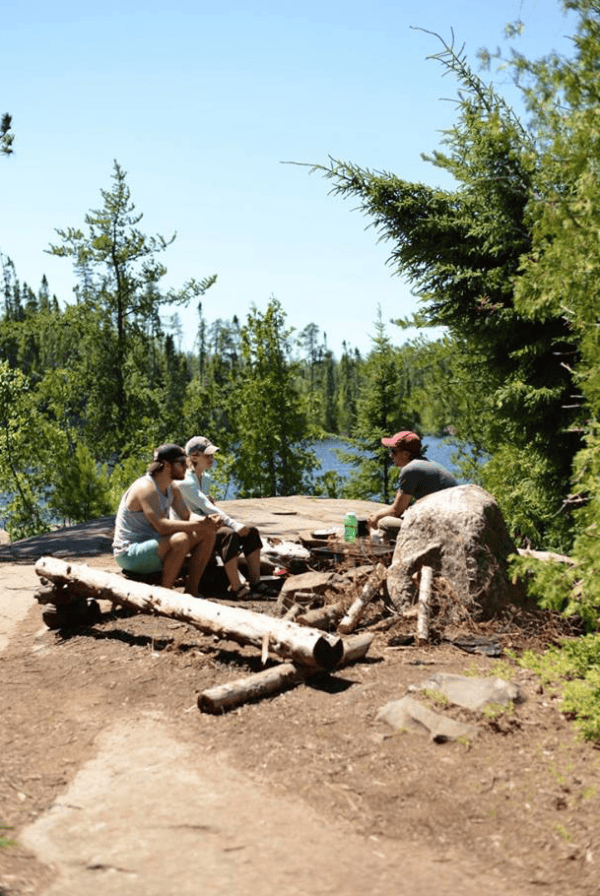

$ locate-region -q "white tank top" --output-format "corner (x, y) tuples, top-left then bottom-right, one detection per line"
(112, 474), (173, 556)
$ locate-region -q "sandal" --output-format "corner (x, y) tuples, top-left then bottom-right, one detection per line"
(249, 580), (277, 598)
(229, 583), (251, 599)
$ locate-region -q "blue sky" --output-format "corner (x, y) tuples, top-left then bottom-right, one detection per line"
(2, 0), (575, 358)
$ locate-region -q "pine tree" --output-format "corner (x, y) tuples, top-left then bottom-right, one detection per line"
(0, 113), (13, 156)
(47, 161), (216, 458)
(342, 309), (410, 503)
(310, 30), (580, 546)
(229, 298), (315, 497)
(335, 342), (361, 436)
(503, 1), (600, 618)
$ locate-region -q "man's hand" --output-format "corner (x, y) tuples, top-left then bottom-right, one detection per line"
(238, 526), (250, 537)
(189, 514), (220, 541)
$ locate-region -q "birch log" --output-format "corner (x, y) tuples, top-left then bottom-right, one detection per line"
(295, 603), (344, 630)
(282, 603), (302, 621)
(338, 563), (386, 634)
(198, 633), (374, 713)
(198, 663), (305, 712)
(34, 557), (343, 672)
(517, 547), (574, 565)
(417, 565), (433, 643)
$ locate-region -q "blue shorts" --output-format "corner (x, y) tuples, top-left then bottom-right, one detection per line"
(115, 539), (163, 574)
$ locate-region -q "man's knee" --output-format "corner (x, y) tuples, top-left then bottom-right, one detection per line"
(378, 515), (402, 542)
(241, 526), (262, 555)
(189, 526), (216, 554)
(204, 530), (217, 551)
(168, 531), (193, 554)
(217, 527), (240, 563)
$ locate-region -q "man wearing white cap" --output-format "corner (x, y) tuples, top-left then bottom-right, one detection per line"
(177, 436), (269, 598)
(368, 430), (458, 537)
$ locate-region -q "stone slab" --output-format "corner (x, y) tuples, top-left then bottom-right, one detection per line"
(22, 714), (492, 896)
(376, 695), (480, 742)
(410, 672), (523, 712)
(0, 499), (386, 563)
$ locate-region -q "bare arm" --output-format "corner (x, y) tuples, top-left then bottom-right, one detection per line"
(171, 486), (221, 534)
(171, 486), (193, 523)
(132, 481), (210, 536)
(368, 491), (413, 529)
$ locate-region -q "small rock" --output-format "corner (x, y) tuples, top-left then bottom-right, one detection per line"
(409, 672), (523, 712)
(376, 695), (479, 742)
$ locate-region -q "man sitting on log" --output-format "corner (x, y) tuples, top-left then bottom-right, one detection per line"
(175, 435), (270, 598)
(112, 443), (218, 596)
(368, 430), (458, 541)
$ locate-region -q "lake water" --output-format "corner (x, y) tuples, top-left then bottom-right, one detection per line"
(1, 436), (461, 524)
(312, 435), (459, 482)
(219, 435), (461, 500)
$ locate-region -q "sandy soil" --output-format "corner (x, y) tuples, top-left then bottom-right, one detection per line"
(1, 515), (600, 895)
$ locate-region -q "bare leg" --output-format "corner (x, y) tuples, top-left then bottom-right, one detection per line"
(159, 533), (191, 590)
(185, 531), (216, 597)
(223, 556), (244, 592)
(245, 548), (262, 585)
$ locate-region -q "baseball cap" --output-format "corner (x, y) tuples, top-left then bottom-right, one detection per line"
(153, 443), (187, 464)
(185, 436), (219, 456)
(381, 430), (422, 449)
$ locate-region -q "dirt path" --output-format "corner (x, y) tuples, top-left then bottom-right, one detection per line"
(20, 714), (521, 896)
(1, 589), (517, 896)
(1, 513), (600, 895)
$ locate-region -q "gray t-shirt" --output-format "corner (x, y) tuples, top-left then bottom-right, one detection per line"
(398, 458), (458, 501)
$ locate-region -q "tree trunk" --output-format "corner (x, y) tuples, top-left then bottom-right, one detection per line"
(34, 557), (343, 672)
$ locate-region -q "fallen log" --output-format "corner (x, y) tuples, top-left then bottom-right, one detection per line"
(338, 563), (386, 634)
(198, 632), (375, 713)
(341, 631), (374, 664)
(34, 557), (344, 672)
(295, 603), (344, 630)
(275, 589), (322, 617)
(199, 663), (305, 712)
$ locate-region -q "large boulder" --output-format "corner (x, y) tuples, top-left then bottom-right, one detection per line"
(386, 484), (519, 619)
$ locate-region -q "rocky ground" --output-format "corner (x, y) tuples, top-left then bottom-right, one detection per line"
(1, 502), (599, 895)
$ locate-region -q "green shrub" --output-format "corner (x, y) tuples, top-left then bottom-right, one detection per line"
(518, 633), (600, 743)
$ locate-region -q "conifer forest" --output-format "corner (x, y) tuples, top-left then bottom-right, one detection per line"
(3, 1), (600, 731)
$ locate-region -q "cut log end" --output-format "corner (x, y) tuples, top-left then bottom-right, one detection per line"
(312, 635), (344, 672)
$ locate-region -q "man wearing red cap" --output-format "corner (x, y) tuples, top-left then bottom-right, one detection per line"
(368, 430), (458, 537)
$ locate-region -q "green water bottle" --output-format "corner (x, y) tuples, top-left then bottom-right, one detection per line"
(343, 512), (358, 543)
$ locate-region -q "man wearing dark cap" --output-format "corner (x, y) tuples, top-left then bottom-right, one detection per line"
(368, 430), (458, 536)
(176, 435), (268, 598)
(112, 443), (218, 596)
